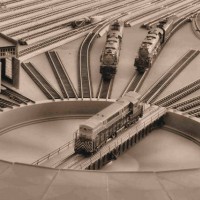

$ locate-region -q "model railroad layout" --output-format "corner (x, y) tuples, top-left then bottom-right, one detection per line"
(0, 0), (200, 171)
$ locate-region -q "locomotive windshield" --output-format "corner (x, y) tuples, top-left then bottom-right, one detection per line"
(79, 126), (93, 139)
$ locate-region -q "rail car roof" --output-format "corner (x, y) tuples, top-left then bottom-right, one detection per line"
(80, 92), (140, 129)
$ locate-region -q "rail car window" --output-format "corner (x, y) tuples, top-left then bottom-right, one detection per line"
(107, 112), (120, 122)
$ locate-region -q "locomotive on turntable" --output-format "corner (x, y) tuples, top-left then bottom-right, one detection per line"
(100, 20), (124, 80)
(134, 16), (176, 73)
(74, 91), (143, 155)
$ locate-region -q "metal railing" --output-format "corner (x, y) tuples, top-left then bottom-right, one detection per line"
(32, 139), (74, 165)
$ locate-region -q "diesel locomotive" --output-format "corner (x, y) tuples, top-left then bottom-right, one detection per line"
(74, 91), (143, 155)
(134, 16), (176, 73)
(100, 21), (124, 80)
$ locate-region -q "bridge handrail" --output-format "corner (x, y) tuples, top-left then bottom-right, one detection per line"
(80, 107), (167, 169)
(32, 138), (75, 165)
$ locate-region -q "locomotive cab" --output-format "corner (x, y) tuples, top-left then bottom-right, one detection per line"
(74, 125), (94, 154)
(78, 125), (94, 140)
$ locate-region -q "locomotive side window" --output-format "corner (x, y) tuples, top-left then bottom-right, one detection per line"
(107, 112), (120, 122)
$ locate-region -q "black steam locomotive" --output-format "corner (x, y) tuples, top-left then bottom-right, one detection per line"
(74, 91), (143, 155)
(100, 21), (124, 80)
(134, 16), (176, 73)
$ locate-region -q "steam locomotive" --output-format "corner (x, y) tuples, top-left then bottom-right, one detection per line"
(74, 91), (143, 155)
(134, 16), (176, 73)
(100, 21), (124, 80)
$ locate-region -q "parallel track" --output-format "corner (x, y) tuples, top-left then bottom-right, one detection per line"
(0, 0), (59, 12)
(177, 99), (200, 112)
(124, 0), (181, 25)
(22, 62), (63, 100)
(141, 50), (200, 103)
(46, 51), (78, 99)
(1, 84), (35, 104)
(121, 70), (149, 97)
(123, 16), (193, 99)
(191, 111), (200, 118)
(142, 0), (199, 29)
(154, 79), (200, 107)
(0, 0), (77, 21)
(174, 97), (200, 112)
(79, 31), (96, 99)
(0, 97), (19, 110)
(186, 106), (200, 115)
(18, 23), (97, 57)
(97, 78), (114, 100)
(171, 96), (200, 109)
(0, 0), (124, 33)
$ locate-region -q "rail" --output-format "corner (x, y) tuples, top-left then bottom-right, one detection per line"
(22, 62), (63, 100)
(1, 84), (35, 104)
(18, 23), (97, 57)
(32, 139), (74, 165)
(79, 14), (121, 99)
(187, 107), (200, 115)
(154, 79), (200, 107)
(176, 99), (200, 112)
(0, 0), (76, 22)
(46, 51), (78, 99)
(96, 78), (114, 100)
(121, 70), (149, 97)
(170, 96), (200, 109)
(141, 50), (200, 103)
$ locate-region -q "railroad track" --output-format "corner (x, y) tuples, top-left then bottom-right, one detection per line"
(13, 22), (71, 43)
(1, 0), (124, 33)
(191, 12), (200, 39)
(97, 0), (143, 16)
(123, 16), (193, 99)
(17, 0), (145, 42)
(123, 0), (177, 26)
(186, 106), (200, 115)
(1, 84), (35, 104)
(170, 96), (200, 109)
(142, 0), (199, 29)
(0, 0), (58, 12)
(46, 51), (78, 99)
(79, 31), (96, 99)
(55, 153), (86, 169)
(0, 97), (19, 110)
(177, 99), (200, 112)
(190, 111), (200, 118)
(0, 0), (77, 21)
(96, 78), (114, 100)
(121, 70), (149, 97)
(0, 0), (24, 6)
(174, 97), (200, 112)
(78, 15), (121, 99)
(18, 23), (97, 57)
(154, 79), (200, 107)
(22, 62), (63, 100)
(141, 50), (200, 103)
(125, 0), (199, 27)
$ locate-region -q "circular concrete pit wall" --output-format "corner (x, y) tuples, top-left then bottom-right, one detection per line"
(0, 99), (113, 135)
(0, 102), (199, 199)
